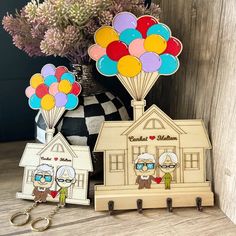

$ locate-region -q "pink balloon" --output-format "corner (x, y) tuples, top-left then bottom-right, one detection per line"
(128, 39), (146, 58)
(88, 44), (106, 61)
(49, 82), (59, 96)
(25, 86), (35, 98)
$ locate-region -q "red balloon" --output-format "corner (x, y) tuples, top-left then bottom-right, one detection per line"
(35, 84), (49, 98)
(106, 41), (129, 61)
(71, 82), (82, 96)
(55, 66), (68, 81)
(164, 37), (182, 56)
(136, 16), (158, 38)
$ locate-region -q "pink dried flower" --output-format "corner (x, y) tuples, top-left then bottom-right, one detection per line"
(2, 0), (161, 62)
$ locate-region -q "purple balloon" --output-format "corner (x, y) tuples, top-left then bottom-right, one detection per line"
(113, 12), (137, 33)
(41, 64), (56, 78)
(140, 52), (162, 72)
(55, 92), (67, 107)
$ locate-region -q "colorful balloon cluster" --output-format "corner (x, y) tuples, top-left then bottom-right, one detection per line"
(25, 64), (81, 111)
(88, 12), (182, 78)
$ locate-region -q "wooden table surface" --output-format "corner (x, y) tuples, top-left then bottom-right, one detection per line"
(1, 141), (236, 236)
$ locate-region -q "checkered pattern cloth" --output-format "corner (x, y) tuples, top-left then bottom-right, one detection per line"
(35, 92), (130, 148)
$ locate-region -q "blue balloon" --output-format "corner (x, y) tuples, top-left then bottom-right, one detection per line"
(147, 23), (171, 41)
(119, 29), (142, 45)
(61, 72), (75, 83)
(158, 54), (179, 75)
(96, 55), (118, 76)
(44, 75), (57, 86)
(65, 94), (78, 110)
(29, 94), (41, 109)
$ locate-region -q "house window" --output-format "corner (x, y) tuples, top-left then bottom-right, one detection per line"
(51, 143), (64, 152)
(184, 153), (200, 170)
(27, 170), (34, 183)
(77, 174), (84, 188)
(144, 119), (164, 129)
(132, 146), (147, 162)
(109, 154), (124, 172)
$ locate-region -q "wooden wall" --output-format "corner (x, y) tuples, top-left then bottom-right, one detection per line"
(149, 0), (236, 223)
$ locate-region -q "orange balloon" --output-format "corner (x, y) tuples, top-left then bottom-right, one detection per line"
(144, 35), (167, 54)
(95, 26), (119, 48)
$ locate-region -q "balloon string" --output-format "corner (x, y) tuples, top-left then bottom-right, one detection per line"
(141, 72), (147, 100)
(143, 72), (152, 99)
(117, 74), (134, 99)
(142, 72), (149, 99)
(125, 75), (136, 100)
(126, 76), (135, 99)
(133, 75), (137, 100)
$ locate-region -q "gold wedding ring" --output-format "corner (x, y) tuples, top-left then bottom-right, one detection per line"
(31, 217), (51, 232)
(10, 211), (30, 226)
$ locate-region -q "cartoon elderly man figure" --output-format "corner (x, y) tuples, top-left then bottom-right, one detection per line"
(159, 152), (178, 190)
(56, 165), (76, 206)
(32, 164), (54, 202)
(134, 153), (157, 189)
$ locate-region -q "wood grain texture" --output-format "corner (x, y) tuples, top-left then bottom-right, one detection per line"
(1, 141), (236, 235)
(152, 0), (236, 224)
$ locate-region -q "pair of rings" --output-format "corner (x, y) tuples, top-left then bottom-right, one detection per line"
(10, 211), (50, 232)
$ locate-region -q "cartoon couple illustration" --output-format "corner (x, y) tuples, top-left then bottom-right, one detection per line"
(32, 164), (76, 206)
(134, 152), (178, 190)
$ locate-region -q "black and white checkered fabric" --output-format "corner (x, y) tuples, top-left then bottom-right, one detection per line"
(35, 92), (130, 149)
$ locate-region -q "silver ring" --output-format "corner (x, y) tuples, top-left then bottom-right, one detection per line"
(31, 217), (51, 232)
(10, 212), (30, 226)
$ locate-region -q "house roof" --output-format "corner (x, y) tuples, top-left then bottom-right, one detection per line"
(19, 133), (93, 171)
(94, 121), (133, 152)
(122, 105), (185, 135)
(38, 133), (77, 159)
(19, 143), (44, 167)
(94, 106), (211, 152)
(175, 119), (212, 148)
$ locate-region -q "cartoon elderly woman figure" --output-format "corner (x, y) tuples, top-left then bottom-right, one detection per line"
(56, 165), (76, 206)
(159, 152), (179, 190)
(134, 153), (157, 189)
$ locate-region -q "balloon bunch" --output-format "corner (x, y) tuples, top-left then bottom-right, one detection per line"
(88, 12), (182, 100)
(25, 64), (81, 128)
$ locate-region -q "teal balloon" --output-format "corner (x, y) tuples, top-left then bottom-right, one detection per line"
(120, 29), (142, 45)
(158, 54), (179, 75)
(65, 94), (78, 110)
(29, 94), (41, 110)
(96, 55), (118, 76)
(44, 75), (57, 86)
(61, 72), (75, 83)
(147, 23), (171, 41)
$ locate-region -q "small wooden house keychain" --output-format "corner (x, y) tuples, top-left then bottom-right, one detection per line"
(10, 64), (93, 231)
(88, 12), (214, 213)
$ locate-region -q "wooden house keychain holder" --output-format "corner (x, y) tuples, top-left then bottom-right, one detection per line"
(88, 12), (214, 213)
(10, 64), (93, 231)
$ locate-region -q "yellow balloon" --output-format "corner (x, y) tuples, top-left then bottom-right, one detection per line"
(144, 35), (167, 54)
(30, 73), (44, 89)
(118, 55), (142, 77)
(41, 94), (55, 111)
(58, 80), (72, 94)
(95, 26), (119, 48)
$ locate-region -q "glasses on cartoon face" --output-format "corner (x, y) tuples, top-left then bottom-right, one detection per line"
(56, 178), (73, 183)
(160, 164), (176, 168)
(135, 162), (155, 170)
(34, 174), (52, 182)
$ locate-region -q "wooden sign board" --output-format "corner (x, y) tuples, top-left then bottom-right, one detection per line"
(17, 132), (93, 205)
(93, 102), (214, 211)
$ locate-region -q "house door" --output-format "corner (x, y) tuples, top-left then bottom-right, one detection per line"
(156, 146), (177, 182)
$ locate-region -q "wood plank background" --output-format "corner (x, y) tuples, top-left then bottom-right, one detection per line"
(147, 0), (236, 224)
